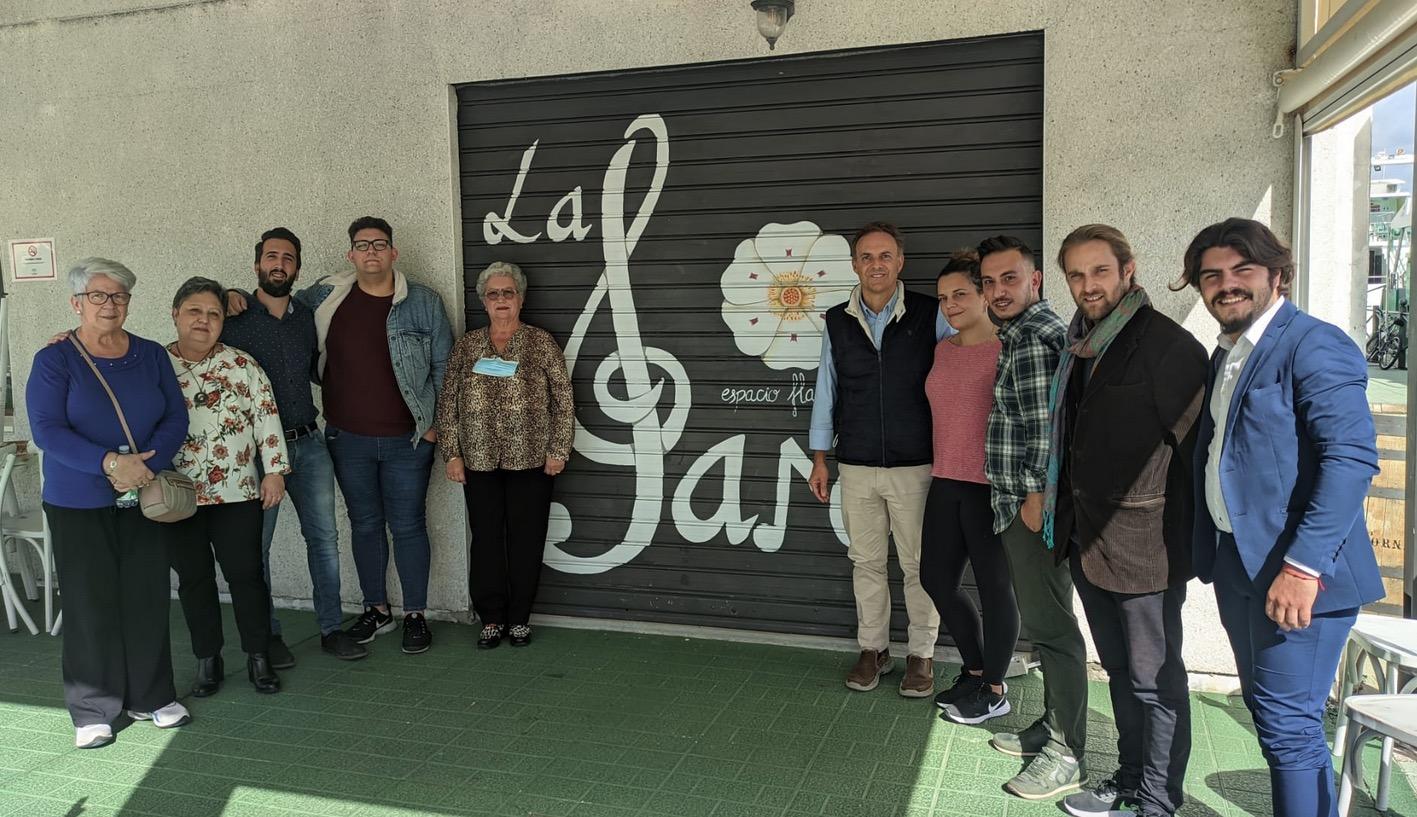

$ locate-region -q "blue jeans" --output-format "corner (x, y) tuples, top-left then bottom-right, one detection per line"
(261, 432), (344, 636)
(324, 425), (434, 613)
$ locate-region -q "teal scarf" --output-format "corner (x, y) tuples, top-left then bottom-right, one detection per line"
(1041, 285), (1150, 549)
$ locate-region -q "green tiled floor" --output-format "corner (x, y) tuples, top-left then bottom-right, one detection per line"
(0, 603), (1412, 817)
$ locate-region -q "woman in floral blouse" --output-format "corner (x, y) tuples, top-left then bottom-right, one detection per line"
(437, 261), (573, 649)
(166, 277), (290, 696)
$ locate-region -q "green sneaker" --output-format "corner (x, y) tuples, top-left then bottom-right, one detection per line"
(1004, 746), (1083, 800)
(990, 718), (1049, 757)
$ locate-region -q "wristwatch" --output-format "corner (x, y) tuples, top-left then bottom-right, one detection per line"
(105, 453), (119, 474)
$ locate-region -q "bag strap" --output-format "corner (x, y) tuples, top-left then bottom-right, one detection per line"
(68, 334), (140, 453)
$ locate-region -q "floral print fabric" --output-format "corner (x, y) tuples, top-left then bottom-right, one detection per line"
(167, 342), (290, 505)
(435, 324), (574, 471)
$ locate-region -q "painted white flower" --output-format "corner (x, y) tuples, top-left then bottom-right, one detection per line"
(720, 221), (857, 370)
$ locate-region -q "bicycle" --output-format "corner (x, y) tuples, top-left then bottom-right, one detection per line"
(1368, 305), (1408, 371)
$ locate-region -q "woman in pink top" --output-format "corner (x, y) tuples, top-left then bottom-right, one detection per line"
(921, 251), (1019, 726)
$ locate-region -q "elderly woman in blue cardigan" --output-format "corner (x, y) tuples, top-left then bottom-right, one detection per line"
(27, 258), (191, 749)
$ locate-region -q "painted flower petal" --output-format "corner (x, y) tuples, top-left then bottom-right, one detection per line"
(760, 321), (823, 371)
(801, 233), (858, 289)
(753, 221), (822, 279)
(720, 237), (773, 306)
(721, 299), (782, 358)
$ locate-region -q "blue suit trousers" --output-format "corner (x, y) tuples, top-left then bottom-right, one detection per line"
(1214, 534), (1354, 817)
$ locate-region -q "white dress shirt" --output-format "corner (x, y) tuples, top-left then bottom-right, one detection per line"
(1204, 296), (1317, 576)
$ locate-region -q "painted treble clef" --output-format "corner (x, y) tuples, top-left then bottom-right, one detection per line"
(546, 114), (692, 574)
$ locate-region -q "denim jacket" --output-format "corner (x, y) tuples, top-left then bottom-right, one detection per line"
(297, 269), (454, 444)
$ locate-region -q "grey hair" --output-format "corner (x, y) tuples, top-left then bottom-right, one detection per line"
(68, 257), (137, 295)
(171, 276), (225, 310)
(475, 261), (526, 298)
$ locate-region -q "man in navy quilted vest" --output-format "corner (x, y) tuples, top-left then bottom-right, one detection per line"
(808, 221), (952, 699)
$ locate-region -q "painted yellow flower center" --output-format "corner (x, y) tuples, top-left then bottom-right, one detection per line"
(768, 271), (816, 320)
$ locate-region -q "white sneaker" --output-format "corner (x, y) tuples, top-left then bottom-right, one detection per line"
(127, 701), (191, 729)
(74, 723), (114, 749)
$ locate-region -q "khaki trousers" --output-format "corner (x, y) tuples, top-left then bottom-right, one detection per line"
(839, 463), (939, 658)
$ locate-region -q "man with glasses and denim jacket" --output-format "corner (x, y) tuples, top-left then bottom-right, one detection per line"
(230, 216), (453, 655)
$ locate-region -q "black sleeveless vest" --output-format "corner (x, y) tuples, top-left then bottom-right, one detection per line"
(823, 289), (935, 467)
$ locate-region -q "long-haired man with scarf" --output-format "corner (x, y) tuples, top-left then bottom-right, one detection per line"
(1047, 225), (1206, 817)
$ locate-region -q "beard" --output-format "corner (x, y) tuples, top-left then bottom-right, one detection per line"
(1210, 287), (1272, 335)
(258, 269), (296, 298)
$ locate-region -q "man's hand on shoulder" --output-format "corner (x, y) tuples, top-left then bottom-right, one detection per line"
(225, 289), (249, 317)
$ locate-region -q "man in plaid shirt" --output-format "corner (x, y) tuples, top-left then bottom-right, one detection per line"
(978, 235), (1089, 802)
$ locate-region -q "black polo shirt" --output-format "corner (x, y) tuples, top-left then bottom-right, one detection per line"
(220, 290), (320, 431)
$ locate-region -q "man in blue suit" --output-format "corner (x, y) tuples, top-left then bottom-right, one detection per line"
(1177, 218), (1383, 817)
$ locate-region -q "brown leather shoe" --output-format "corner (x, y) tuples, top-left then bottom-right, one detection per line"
(899, 655), (934, 698)
(844, 649), (894, 691)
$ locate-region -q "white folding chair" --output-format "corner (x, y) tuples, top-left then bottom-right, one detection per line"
(1337, 695), (1417, 815)
(1331, 613), (1417, 812)
(2, 449), (55, 634)
(0, 446), (38, 635)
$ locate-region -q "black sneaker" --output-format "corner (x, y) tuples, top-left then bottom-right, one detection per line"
(1062, 777), (1136, 817)
(268, 636), (297, 670)
(942, 682), (1010, 725)
(934, 671), (984, 710)
(347, 606), (396, 644)
(320, 630), (369, 661)
(402, 613), (431, 654)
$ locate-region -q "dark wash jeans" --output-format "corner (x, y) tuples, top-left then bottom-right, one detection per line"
(1070, 555), (1190, 816)
(260, 431), (344, 636)
(325, 425), (434, 613)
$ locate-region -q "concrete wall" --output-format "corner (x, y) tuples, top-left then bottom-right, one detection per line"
(0, 0), (1295, 675)
(1306, 110), (1373, 346)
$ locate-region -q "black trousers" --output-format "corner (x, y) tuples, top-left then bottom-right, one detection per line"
(464, 467), (554, 626)
(44, 503), (176, 727)
(1070, 556), (1191, 816)
(919, 477), (1019, 685)
(168, 500), (271, 658)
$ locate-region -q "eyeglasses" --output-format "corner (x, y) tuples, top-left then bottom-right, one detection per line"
(484, 288), (519, 301)
(351, 239), (392, 252)
(80, 291), (132, 305)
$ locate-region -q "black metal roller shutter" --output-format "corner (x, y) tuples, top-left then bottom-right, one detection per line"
(454, 32), (1043, 641)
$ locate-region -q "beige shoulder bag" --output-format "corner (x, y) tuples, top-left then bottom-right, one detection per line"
(70, 336), (197, 522)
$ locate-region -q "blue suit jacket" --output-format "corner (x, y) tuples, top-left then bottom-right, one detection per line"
(1192, 300), (1383, 613)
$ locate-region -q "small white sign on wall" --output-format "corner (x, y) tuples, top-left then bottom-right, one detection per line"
(8, 238), (57, 284)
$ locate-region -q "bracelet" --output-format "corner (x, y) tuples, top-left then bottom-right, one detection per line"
(1281, 564), (1325, 590)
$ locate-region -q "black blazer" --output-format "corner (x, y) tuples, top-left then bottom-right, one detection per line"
(1055, 304), (1208, 593)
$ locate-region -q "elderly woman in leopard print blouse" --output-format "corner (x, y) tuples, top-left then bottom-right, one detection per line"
(436, 261), (573, 650)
